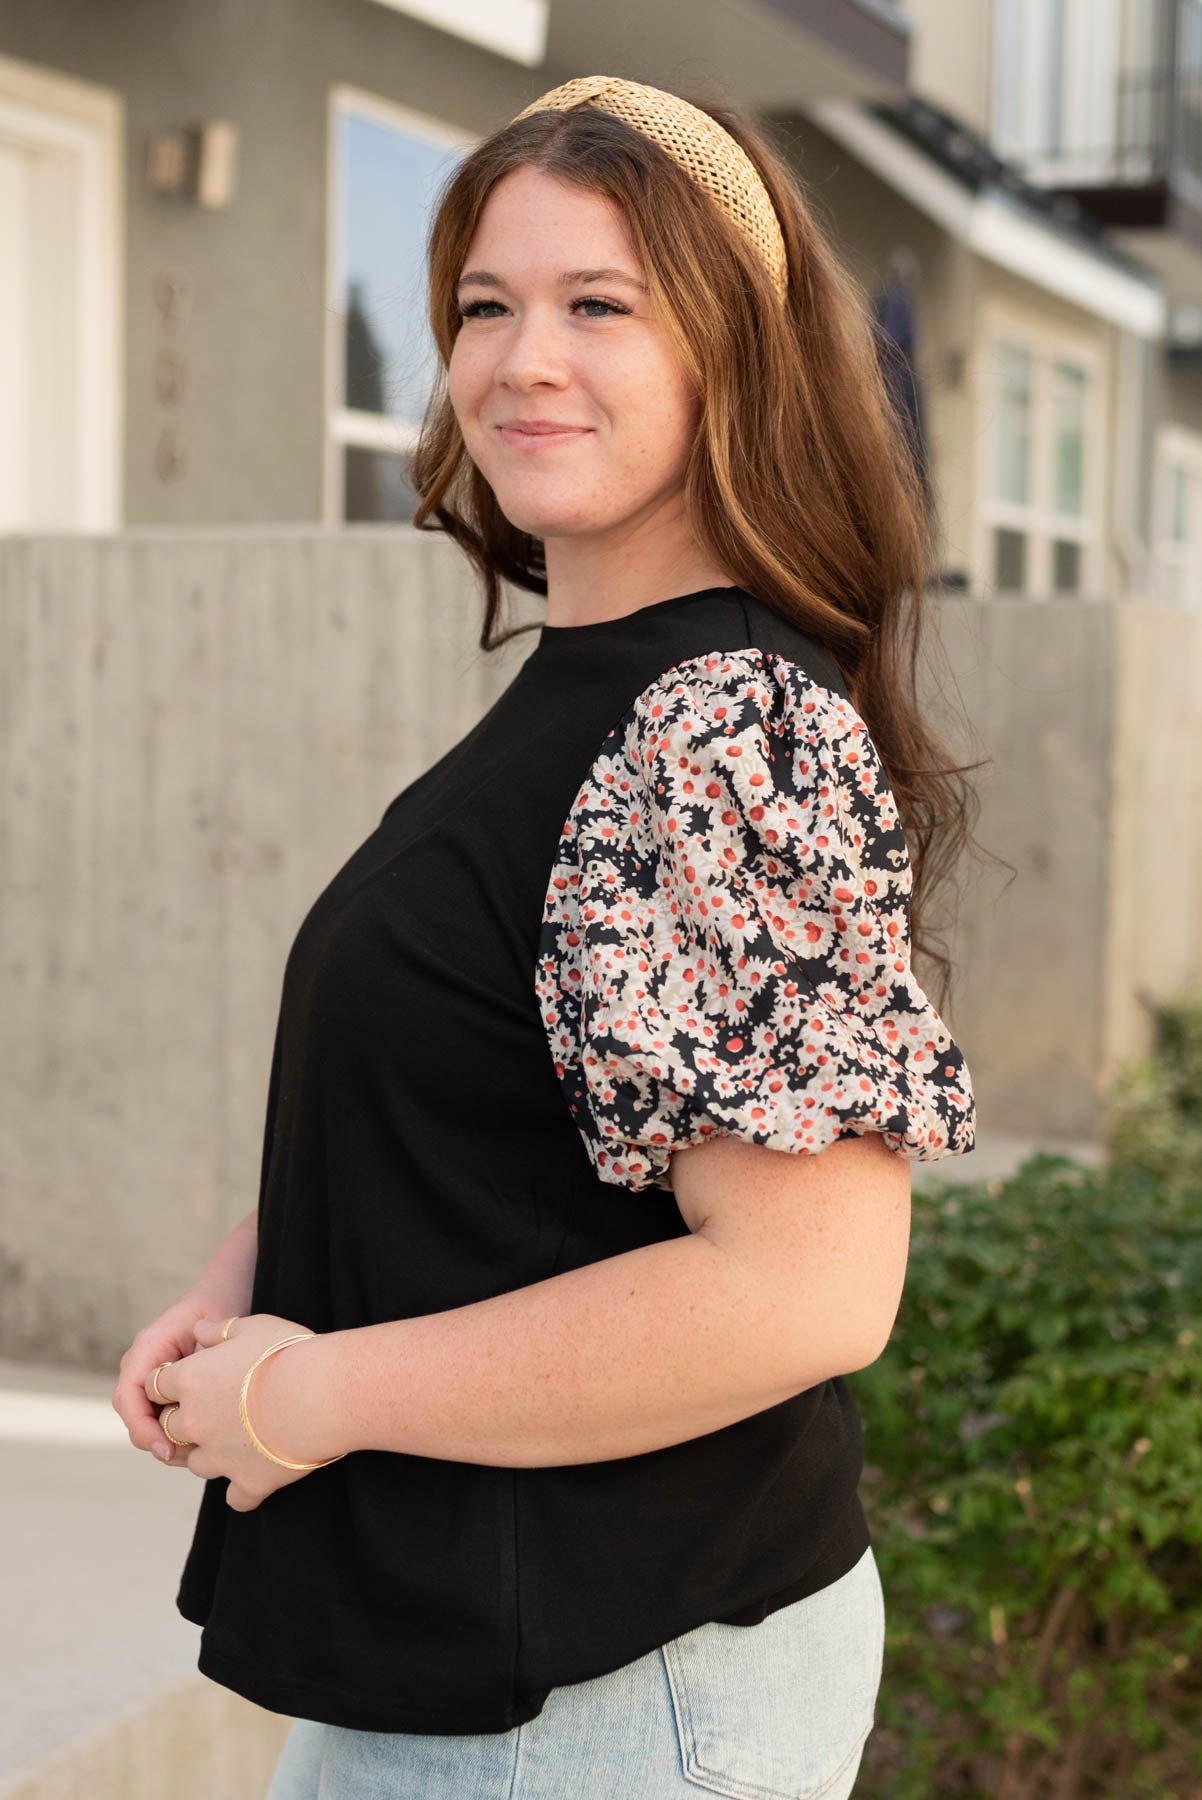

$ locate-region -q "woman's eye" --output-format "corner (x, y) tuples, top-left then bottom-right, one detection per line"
(571, 296), (629, 318)
(455, 296), (630, 321)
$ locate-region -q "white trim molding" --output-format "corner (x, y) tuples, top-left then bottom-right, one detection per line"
(331, 408), (420, 455)
(807, 96), (1166, 341)
(365, 0), (549, 65)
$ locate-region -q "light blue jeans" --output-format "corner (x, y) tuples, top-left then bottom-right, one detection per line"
(264, 1543), (885, 1800)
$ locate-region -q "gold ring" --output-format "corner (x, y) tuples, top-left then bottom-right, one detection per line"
(160, 1404), (194, 1448)
(220, 1316), (239, 1341)
(150, 1361), (173, 1403)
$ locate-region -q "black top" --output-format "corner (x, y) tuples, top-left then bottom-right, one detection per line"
(176, 583), (976, 1733)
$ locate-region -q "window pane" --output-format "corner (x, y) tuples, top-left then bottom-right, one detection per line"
(1037, 0), (1066, 156)
(994, 526), (1027, 591)
(1169, 463), (1187, 543)
(991, 0), (1023, 155)
(344, 445), (418, 522)
(1052, 538), (1081, 590)
(1052, 360), (1086, 515)
(338, 109), (463, 421)
(994, 341), (1032, 504)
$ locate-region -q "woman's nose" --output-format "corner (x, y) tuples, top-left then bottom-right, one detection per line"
(492, 308), (570, 388)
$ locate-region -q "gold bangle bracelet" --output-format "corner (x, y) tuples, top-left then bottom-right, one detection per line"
(239, 1332), (347, 1472)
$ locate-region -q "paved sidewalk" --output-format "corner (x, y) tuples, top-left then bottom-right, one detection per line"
(0, 1357), (210, 1795)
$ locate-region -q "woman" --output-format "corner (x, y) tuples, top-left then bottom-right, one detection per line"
(112, 75), (978, 1800)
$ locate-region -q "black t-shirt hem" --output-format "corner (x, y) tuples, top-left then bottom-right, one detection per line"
(177, 1500), (873, 1735)
(192, 1629), (540, 1734)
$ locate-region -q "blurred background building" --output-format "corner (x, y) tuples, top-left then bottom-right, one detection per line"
(0, 0), (1199, 592)
(1, 6), (1200, 1793)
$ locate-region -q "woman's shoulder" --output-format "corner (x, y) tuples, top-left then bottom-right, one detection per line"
(731, 589), (848, 700)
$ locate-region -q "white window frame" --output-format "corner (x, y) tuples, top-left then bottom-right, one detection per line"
(323, 84), (475, 526)
(1152, 423), (1202, 610)
(0, 53), (123, 531)
(975, 300), (1106, 598)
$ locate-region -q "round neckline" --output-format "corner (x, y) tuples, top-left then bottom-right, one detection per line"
(535, 585), (743, 645)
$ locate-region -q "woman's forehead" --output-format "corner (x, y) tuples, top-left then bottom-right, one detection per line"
(472, 167), (632, 242)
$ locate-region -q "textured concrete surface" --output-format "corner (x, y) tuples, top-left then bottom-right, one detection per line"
(0, 530), (539, 1371)
(0, 1356), (209, 1793)
(0, 1349), (292, 1799)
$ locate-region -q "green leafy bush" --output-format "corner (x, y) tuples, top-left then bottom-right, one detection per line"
(1104, 988), (1202, 1200)
(848, 1147), (1202, 1798)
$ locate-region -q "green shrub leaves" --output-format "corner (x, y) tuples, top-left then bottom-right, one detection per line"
(848, 988), (1202, 1796)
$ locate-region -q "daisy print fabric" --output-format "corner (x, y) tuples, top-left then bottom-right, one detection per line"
(535, 647), (978, 1194)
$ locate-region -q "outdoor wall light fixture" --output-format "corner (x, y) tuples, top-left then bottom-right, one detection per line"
(146, 120), (239, 209)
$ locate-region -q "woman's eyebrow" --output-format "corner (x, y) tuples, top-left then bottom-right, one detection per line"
(457, 267), (649, 292)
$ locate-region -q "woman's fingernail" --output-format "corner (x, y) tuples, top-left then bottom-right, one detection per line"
(153, 1443), (172, 1461)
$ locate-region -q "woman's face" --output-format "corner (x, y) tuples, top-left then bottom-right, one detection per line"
(448, 165), (700, 543)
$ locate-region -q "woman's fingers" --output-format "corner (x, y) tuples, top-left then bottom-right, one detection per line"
(141, 1360), (180, 1408)
(112, 1328), (190, 1454)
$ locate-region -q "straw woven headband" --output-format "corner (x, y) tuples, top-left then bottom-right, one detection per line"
(508, 76), (789, 306)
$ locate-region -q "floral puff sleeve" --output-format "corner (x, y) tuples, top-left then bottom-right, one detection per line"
(535, 647), (978, 1194)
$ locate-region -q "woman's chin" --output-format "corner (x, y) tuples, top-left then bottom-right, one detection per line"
(497, 500), (611, 539)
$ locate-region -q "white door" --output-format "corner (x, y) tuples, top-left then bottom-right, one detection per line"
(0, 137), (31, 529)
(0, 59), (122, 531)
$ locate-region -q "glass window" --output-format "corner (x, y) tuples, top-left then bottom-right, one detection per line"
(991, 0), (1023, 157)
(344, 445), (419, 523)
(981, 324), (1097, 600)
(995, 341), (1032, 505)
(992, 0), (1119, 177)
(1168, 462), (1188, 545)
(994, 527), (1027, 591)
(1051, 360), (1086, 516)
(328, 93), (469, 524)
(337, 109), (463, 423)
(1052, 538), (1081, 590)
(1036, 0), (1066, 157)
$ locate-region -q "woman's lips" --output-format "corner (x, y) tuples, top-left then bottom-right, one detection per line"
(497, 425), (591, 450)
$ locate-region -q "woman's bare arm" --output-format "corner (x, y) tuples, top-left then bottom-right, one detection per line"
(181, 1206), (260, 1316)
(245, 1135), (909, 1469)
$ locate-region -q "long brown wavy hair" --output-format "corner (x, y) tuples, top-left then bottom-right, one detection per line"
(409, 85), (990, 1018)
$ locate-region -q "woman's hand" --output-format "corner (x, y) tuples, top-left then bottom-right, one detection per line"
(143, 1312), (340, 1513)
(113, 1292), (248, 1464)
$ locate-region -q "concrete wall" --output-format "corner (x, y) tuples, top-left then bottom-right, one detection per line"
(3, 531), (1201, 1372)
(933, 593), (1202, 1135)
(0, 528), (539, 1369)
(1105, 598), (1202, 1060)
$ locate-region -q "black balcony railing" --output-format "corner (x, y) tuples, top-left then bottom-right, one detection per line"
(1113, 61), (1202, 182)
(1009, 0), (1202, 189)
